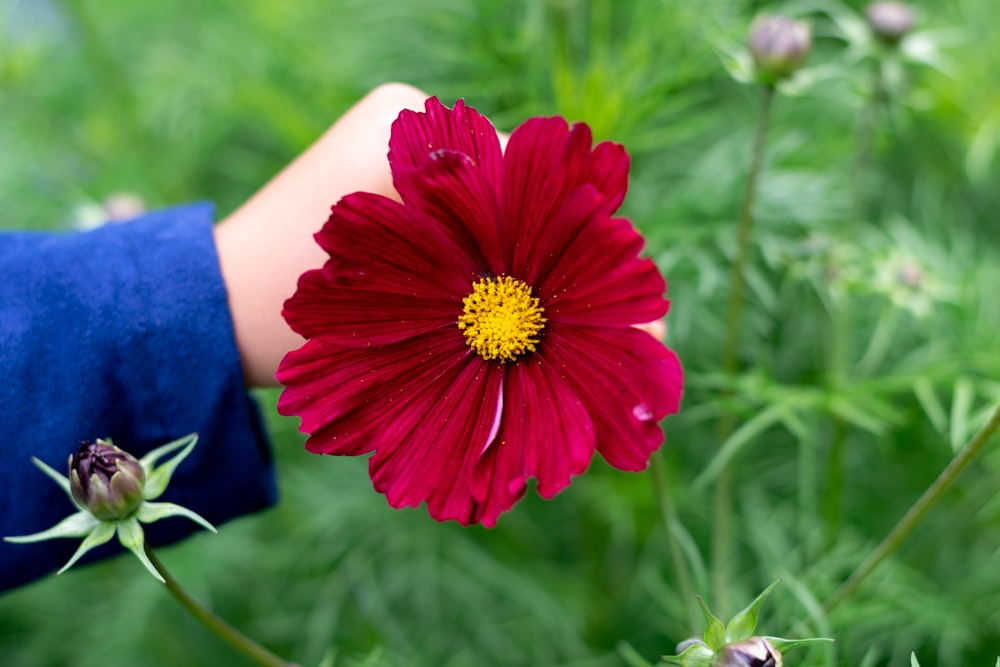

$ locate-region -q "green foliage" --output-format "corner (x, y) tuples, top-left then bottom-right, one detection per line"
(2, 0), (1000, 666)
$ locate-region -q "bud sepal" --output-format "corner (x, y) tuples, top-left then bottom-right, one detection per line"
(661, 581), (832, 667)
(4, 433), (215, 583)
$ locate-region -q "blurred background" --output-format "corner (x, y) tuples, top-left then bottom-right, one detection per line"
(1, 0), (999, 665)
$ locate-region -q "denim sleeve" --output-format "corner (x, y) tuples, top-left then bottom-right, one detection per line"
(0, 203), (277, 592)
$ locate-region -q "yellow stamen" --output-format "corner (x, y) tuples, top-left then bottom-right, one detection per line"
(458, 275), (547, 362)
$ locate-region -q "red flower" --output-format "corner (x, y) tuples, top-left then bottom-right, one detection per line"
(277, 97), (682, 526)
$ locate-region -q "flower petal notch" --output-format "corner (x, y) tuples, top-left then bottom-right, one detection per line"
(4, 434), (215, 583)
(277, 96), (684, 527)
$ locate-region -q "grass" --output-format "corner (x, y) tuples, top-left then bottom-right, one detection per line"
(2, 0), (999, 665)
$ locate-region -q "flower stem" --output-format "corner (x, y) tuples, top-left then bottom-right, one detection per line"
(651, 451), (698, 634)
(851, 59), (885, 223)
(823, 401), (1000, 613)
(711, 83), (775, 615)
(144, 544), (295, 667)
(822, 56), (888, 548)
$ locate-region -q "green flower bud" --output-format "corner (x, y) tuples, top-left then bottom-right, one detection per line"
(865, 1), (914, 46)
(661, 582), (832, 667)
(748, 15), (812, 84)
(712, 638), (782, 667)
(69, 439), (146, 520)
(7, 433), (215, 582)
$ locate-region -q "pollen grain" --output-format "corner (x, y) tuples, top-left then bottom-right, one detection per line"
(458, 275), (546, 362)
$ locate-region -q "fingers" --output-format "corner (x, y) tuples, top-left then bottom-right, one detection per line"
(635, 319), (666, 341)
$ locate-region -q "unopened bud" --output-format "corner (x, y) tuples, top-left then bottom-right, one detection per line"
(748, 15), (812, 84)
(865, 1), (914, 45)
(69, 439), (146, 520)
(896, 262), (924, 288)
(713, 637), (782, 667)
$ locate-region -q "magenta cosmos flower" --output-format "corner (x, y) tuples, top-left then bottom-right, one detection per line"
(277, 97), (683, 527)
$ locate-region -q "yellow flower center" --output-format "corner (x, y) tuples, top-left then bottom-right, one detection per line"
(458, 275), (547, 362)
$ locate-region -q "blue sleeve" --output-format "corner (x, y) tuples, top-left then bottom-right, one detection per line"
(0, 203), (277, 592)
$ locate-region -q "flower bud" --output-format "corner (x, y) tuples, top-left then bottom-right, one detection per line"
(69, 439), (146, 520)
(865, 1), (914, 46)
(713, 638), (782, 667)
(748, 15), (812, 83)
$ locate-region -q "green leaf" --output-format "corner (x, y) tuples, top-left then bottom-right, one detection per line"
(765, 637), (835, 654)
(827, 396), (888, 436)
(30, 456), (76, 505)
(910, 652), (921, 667)
(950, 377), (974, 452)
(137, 501), (217, 534)
(693, 403), (786, 488)
(659, 641), (713, 667)
(4, 511), (98, 543)
(316, 648), (337, 667)
(726, 579), (781, 642)
(913, 378), (947, 433)
(139, 432), (199, 471)
(697, 596), (727, 651)
(116, 516), (164, 584)
(141, 433), (199, 500)
(57, 521), (116, 575)
(356, 646), (383, 667)
(618, 641), (656, 667)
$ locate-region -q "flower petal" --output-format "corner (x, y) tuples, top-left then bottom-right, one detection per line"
(540, 210), (669, 327)
(511, 184), (667, 326)
(278, 97), (684, 528)
(285, 266), (460, 348)
(393, 149), (506, 274)
(315, 193), (480, 287)
(539, 326), (683, 471)
(368, 355), (505, 525)
(389, 97), (504, 191)
(285, 192), (477, 344)
(470, 358), (597, 525)
(509, 181), (607, 286)
(278, 330), (475, 458)
(502, 118), (629, 273)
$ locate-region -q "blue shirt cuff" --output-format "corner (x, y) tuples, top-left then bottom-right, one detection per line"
(0, 203), (277, 592)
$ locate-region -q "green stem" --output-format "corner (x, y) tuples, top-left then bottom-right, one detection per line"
(144, 544), (295, 667)
(798, 430), (818, 552)
(820, 420), (846, 542)
(851, 59), (885, 223)
(857, 305), (900, 376)
(711, 84), (776, 615)
(651, 451), (698, 634)
(822, 55), (887, 555)
(823, 402), (1000, 613)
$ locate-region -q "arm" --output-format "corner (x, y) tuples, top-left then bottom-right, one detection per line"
(215, 83), (431, 387)
(0, 84), (432, 592)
